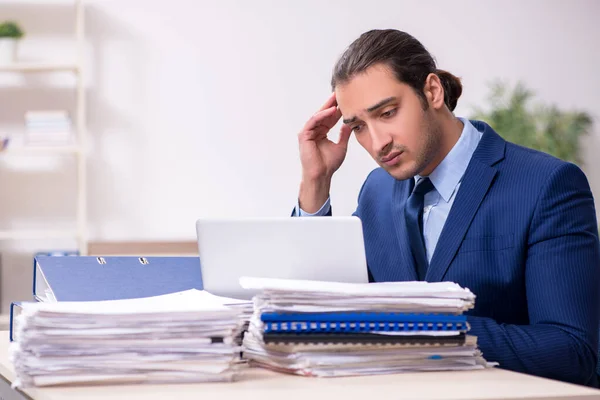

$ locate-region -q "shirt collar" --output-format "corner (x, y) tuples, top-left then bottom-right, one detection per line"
(415, 118), (483, 202)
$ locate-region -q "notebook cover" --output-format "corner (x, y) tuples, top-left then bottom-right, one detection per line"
(262, 332), (467, 345)
(260, 312), (466, 323)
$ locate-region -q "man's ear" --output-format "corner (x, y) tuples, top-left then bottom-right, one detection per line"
(423, 73), (445, 110)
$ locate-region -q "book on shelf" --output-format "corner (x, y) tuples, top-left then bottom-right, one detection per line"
(24, 110), (74, 146)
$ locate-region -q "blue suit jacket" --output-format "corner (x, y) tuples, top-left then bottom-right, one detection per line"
(298, 121), (600, 386)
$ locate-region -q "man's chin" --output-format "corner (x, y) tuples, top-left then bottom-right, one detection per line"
(381, 163), (418, 181)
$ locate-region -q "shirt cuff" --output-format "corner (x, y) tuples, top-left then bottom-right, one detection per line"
(295, 197), (331, 216)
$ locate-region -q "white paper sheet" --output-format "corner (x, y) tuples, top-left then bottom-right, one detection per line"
(240, 277), (476, 300)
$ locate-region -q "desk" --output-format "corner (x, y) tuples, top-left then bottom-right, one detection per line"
(1, 332), (599, 400)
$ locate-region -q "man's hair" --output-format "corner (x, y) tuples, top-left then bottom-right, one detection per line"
(331, 29), (462, 112)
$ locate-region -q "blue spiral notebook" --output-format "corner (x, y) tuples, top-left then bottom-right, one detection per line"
(261, 312), (469, 334)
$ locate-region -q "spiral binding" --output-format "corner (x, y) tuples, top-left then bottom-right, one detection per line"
(264, 320), (468, 334)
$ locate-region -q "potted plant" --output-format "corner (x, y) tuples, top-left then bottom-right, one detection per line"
(0, 21), (25, 64)
(471, 80), (593, 165)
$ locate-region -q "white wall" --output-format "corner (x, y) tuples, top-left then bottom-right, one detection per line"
(1, 0), (599, 310)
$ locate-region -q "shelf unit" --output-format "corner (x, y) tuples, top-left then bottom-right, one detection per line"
(0, 0), (88, 255)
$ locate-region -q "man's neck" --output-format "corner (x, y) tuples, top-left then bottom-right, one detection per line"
(420, 116), (464, 176)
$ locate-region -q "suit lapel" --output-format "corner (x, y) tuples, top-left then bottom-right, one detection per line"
(425, 122), (506, 282)
(425, 162), (497, 282)
(390, 179), (419, 281)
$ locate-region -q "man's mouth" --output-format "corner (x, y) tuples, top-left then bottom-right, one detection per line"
(381, 151), (402, 166)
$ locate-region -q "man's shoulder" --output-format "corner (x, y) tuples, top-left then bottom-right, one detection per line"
(474, 120), (576, 175)
(504, 141), (571, 171)
(502, 141), (589, 186)
(490, 141), (595, 214)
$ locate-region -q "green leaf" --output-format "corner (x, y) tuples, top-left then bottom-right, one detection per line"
(470, 81), (592, 165)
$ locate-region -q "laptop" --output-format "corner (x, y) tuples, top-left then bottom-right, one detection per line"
(195, 216), (369, 299)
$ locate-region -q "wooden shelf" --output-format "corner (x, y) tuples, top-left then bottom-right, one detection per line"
(0, 145), (82, 155)
(0, 230), (78, 241)
(0, 62), (79, 73)
(88, 241), (199, 256)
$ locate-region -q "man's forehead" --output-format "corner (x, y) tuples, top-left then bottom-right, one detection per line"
(336, 84), (404, 119)
(336, 71), (406, 110)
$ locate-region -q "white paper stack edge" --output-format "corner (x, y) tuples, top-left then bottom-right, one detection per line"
(9, 290), (250, 388)
(240, 277), (498, 377)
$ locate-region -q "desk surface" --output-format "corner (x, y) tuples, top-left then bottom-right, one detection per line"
(1, 332), (599, 400)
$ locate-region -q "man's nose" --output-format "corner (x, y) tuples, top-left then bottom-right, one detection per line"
(370, 125), (393, 156)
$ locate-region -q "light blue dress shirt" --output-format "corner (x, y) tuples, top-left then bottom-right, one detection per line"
(297, 117), (483, 262)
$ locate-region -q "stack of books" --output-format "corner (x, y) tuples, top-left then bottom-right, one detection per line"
(24, 110), (73, 146)
(240, 277), (496, 377)
(9, 289), (248, 388)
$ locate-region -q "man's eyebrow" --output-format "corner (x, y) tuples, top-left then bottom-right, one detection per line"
(366, 96), (397, 113)
(342, 96), (397, 125)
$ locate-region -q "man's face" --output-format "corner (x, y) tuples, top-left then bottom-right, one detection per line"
(336, 64), (441, 180)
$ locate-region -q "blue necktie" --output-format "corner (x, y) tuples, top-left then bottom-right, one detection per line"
(405, 177), (435, 281)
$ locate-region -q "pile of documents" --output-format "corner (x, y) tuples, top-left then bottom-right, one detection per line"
(9, 289), (250, 388)
(240, 277), (496, 377)
(24, 110), (73, 146)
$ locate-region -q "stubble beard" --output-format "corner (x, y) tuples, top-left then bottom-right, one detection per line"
(386, 111), (442, 181)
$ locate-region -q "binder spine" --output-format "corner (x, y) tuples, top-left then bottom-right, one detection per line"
(9, 301), (22, 342)
(32, 258), (38, 300)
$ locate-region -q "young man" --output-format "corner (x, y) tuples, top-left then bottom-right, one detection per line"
(293, 29), (600, 387)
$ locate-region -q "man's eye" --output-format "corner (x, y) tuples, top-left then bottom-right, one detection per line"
(352, 125), (363, 133)
(381, 108), (397, 118)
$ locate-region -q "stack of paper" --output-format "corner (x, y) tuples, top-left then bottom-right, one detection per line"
(213, 293), (254, 346)
(24, 110), (73, 146)
(240, 277), (496, 377)
(9, 289), (250, 388)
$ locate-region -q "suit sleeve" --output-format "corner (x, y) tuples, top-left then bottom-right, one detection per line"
(468, 162), (600, 386)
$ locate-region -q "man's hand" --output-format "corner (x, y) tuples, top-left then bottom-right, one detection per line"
(298, 93), (352, 213)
